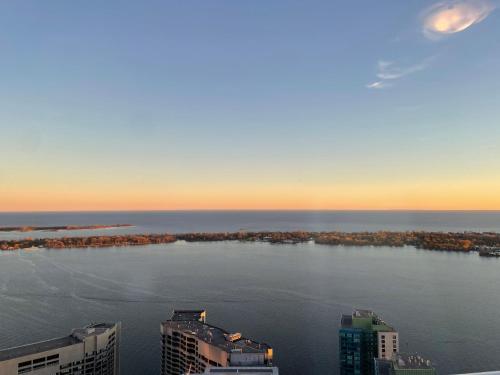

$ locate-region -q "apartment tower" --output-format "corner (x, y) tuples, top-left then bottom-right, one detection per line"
(339, 310), (399, 375)
(0, 322), (120, 375)
(161, 310), (273, 375)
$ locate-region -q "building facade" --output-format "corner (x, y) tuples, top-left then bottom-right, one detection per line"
(0, 323), (120, 375)
(161, 310), (273, 375)
(377, 331), (399, 361)
(339, 310), (398, 375)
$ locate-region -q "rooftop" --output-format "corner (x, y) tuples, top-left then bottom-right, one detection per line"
(341, 309), (395, 331)
(393, 354), (434, 370)
(0, 336), (80, 362)
(0, 323), (117, 362)
(72, 322), (117, 340)
(162, 319), (271, 354)
(198, 367), (279, 374)
(353, 309), (375, 318)
(171, 309), (207, 323)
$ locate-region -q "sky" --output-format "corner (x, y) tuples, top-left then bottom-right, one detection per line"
(1, 0), (499, 211)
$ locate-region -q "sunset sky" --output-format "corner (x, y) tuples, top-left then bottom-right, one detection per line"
(1, 1), (499, 211)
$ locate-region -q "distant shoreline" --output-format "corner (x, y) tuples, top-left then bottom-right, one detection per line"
(1, 230), (500, 257)
(0, 224), (132, 233)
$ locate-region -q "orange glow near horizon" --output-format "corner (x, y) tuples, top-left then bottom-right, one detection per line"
(1, 0), (499, 215)
(2, 179), (500, 212)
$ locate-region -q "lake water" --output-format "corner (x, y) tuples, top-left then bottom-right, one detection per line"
(1, 212), (500, 374)
(1, 211), (500, 240)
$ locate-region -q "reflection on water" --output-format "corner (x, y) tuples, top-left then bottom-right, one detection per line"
(1, 242), (500, 374)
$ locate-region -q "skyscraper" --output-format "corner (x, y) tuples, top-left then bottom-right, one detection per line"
(0, 322), (120, 375)
(161, 310), (273, 375)
(339, 310), (399, 375)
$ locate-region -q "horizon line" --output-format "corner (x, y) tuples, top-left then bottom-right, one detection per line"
(2, 209), (500, 214)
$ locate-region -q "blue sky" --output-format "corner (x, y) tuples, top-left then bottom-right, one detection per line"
(1, 1), (499, 210)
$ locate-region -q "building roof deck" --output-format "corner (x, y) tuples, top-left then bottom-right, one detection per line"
(171, 309), (206, 322)
(394, 354), (434, 370)
(72, 322), (117, 339)
(0, 322), (117, 362)
(162, 320), (271, 354)
(341, 309), (395, 331)
(201, 367), (279, 374)
(353, 309), (375, 318)
(0, 336), (80, 361)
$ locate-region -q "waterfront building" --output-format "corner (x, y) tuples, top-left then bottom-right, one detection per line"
(339, 309), (399, 375)
(0, 322), (120, 375)
(374, 354), (437, 375)
(192, 367), (279, 374)
(161, 310), (273, 375)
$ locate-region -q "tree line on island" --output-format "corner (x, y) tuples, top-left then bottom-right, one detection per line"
(1, 231), (500, 255)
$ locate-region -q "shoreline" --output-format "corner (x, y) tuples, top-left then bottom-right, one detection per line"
(1, 231), (500, 256)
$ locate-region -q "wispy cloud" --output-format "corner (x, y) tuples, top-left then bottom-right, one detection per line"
(365, 81), (391, 89)
(377, 59), (432, 80)
(366, 0), (496, 89)
(366, 57), (434, 89)
(422, 0), (496, 40)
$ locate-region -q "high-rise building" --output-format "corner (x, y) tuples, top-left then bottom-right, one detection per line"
(0, 322), (120, 375)
(161, 310), (273, 375)
(339, 310), (399, 375)
(374, 353), (437, 375)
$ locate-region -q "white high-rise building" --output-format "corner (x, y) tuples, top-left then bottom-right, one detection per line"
(0, 322), (120, 375)
(161, 310), (273, 375)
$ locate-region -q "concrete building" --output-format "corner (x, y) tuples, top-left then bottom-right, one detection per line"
(0, 322), (120, 375)
(377, 330), (399, 361)
(339, 310), (399, 375)
(374, 354), (437, 375)
(192, 367), (279, 375)
(161, 310), (273, 375)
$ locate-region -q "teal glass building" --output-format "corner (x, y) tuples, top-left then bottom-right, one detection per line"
(339, 310), (397, 375)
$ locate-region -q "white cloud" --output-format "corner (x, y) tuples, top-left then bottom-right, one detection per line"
(366, 81), (391, 89)
(366, 57), (434, 89)
(422, 0), (496, 40)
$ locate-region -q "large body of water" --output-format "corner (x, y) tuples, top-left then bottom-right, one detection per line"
(1, 211), (500, 374)
(1, 211), (500, 240)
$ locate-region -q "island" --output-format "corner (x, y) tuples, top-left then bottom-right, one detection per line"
(1, 230), (500, 257)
